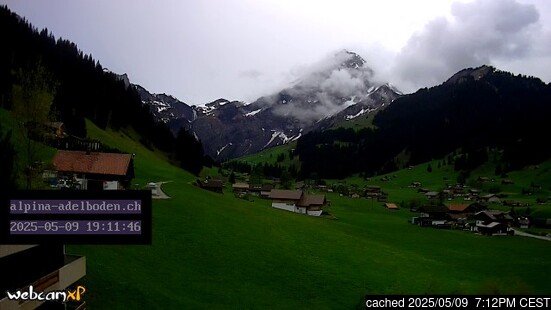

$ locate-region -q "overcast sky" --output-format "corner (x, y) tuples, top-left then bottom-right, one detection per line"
(2, 0), (551, 105)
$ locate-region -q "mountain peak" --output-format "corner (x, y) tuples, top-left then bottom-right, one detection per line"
(335, 49), (366, 70)
(446, 65), (495, 85)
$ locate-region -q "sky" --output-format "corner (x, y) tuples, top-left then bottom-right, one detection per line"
(2, 0), (551, 105)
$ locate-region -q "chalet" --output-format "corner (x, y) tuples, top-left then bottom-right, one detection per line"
(249, 184), (273, 197)
(259, 184), (273, 197)
(365, 185), (382, 193)
(474, 210), (514, 235)
(425, 191), (439, 200)
(413, 205), (449, 227)
(268, 190), (325, 216)
(479, 194), (501, 204)
(385, 203), (399, 210)
(44, 122), (66, 138)
(297, 194), (326, 216)
(447, 204), (479, 213)
(232, 183), (250, 193)
(53, 150), (134, 190)
(410, 182), (422, 188)
(477, 176), (490, 183)
(516, 217), (530, 229)
(197, 179), (224, 193)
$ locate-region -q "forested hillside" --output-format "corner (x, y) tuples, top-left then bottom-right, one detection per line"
(0, 5), (206, 175)
(297, 66), (551, 179)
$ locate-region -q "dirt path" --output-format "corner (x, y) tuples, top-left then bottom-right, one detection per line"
(151, 181), (171, 199)
(513, 229), (551, 242)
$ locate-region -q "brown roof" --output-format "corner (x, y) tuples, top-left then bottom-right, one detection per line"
(232, 183), (250, 189)
(199, 179), (224, 188)
(53, 150), (132, 176)
(385, 203), (399, 209)
(269, 189), (303, 200)
(447, 204), (470, 212)
(298, 194), (326, 207)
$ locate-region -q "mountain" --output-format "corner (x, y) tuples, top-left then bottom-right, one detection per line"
(295, 65), (551, 178)
(138, 50), (401, 160)
(134, 84), (196, 124)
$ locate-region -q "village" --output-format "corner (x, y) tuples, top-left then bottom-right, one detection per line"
(36, 122), (545, 240)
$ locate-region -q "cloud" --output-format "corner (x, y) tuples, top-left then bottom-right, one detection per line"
(390, 0), (544, 93)
(239, 70), (263, 79)
(269, 50), (376, 123)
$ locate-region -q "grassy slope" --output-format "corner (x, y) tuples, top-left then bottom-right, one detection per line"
(229, 141), (299, 169)
(65, 122), (551, 309)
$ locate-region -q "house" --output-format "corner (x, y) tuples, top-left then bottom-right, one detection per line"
(232, 182), (250, 193)
(477, 176), (490, 182)
(268, 190), (325, 216)
(385, 203), (399, 210)
(516, 217), (530, 229)
(414, 205), (450, 227)
(410, 182), (422, 188)
(297, 194), (326, 216)
(197, 179), (224, 193)
(259, 184), (273, 198)
(44, 122), (66, 138)
(53, 150), (134, 190)
(249, 184), (273, 197)
(365, 185), (382, 193)
(446, 204), (478, 213)
(501, 179), (515, 185)
(0, 245), (86, 309)
(479, 194), (501, 204)
(425, 191), (440, 200)
(474, 210), (514, 235)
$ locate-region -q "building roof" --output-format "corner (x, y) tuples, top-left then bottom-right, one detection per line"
(269, 189), (303, 200)
(475, 210), (513, 221)
(447, 204), (470, 212)
(199, 179), (224, 188)
(298, 194), (326, 207)
(425, 191), (439, 196)
(385, 203), (399, 209)
(45, 122), (64, 129)
(53, 150), (132, 176)
(232, 183), (250, 189)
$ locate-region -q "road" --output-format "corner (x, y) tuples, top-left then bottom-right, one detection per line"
(513, 229), (551, 242)
(151, 181), (171, 199)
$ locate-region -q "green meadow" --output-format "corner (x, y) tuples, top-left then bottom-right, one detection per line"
(60, 121), (551, 309)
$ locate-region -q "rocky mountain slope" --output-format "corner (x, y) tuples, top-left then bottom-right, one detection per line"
(138, 50), (402, 160)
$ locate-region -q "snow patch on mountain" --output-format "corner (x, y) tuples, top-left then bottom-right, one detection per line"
(245, 109), (262, 117)
(345, 107), (376, 120)
(217, 142), (233, 156)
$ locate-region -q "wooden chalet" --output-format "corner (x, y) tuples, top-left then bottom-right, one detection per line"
(52, 150), (134, 190)
(474, 210), (514, 235)
(197, 179), (224, 193)
(268, 190), (325, 216)
(479, 194), (501, 204)
(232, 183), (250, 193)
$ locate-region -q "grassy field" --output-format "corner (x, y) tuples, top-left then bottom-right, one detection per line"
(230, 141), (299, 169)
(63, 122), (551, 309)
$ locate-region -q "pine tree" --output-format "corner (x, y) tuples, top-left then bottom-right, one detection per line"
(0, 124), (17, 190)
